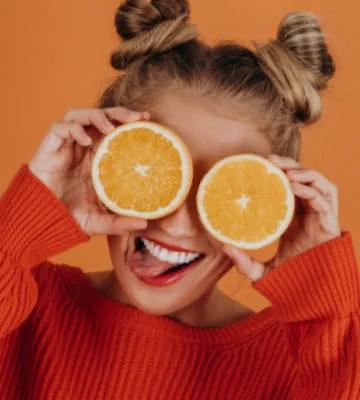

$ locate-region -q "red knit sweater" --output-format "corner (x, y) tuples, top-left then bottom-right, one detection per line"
(0, 164), (359, 400)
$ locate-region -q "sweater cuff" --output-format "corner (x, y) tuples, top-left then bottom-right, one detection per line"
(0, 164), (90, 270)
(252, 230), (360, 321)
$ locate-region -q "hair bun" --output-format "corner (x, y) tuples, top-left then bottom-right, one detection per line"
(115, 0), (190, 39)
(111, 0), (197, 69)
(277, 12), (335, 88)
(254, 11), (336, 125)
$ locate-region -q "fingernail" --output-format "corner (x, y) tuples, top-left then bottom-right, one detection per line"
(142, 111), (151, 119)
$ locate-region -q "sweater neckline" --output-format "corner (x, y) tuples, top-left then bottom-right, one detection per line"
(58, 264), (276, 346)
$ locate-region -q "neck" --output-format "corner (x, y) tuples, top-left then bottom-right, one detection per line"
(104, 270), (252, 328)
(167, 288), (218, 327)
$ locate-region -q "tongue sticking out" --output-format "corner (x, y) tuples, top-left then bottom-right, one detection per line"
(129, 249), (175, 278)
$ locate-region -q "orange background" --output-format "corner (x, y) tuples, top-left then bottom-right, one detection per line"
(1, 0), (359, 311)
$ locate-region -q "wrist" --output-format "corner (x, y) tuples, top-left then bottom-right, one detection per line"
(28, 163), (65, 199)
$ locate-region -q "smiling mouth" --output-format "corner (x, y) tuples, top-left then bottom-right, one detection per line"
(130, 236), (206, 279)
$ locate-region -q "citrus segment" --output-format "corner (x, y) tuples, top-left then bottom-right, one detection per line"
(92, 121), (193, 219)
(197, 154), (295, 249)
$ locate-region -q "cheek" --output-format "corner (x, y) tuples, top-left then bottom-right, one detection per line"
(107, 234), (132, 264)
(205, 231), (225, 253)
(200, 254), (233, 290)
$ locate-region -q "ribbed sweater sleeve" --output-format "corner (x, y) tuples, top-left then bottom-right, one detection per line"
(0, 164), (90, 338)
(252, 231), (360, 399)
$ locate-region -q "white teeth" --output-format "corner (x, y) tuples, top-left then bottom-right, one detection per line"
(178, 253), (187, 264)
(159, 248), (167, 260)
(168, 252), (180, 264)
(185, 254), (194, 263)
(142, 238), (201, 264)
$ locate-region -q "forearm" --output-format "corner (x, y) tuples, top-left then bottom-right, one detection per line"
(252, 231), (360, 398)
(0, 164), (89, 338)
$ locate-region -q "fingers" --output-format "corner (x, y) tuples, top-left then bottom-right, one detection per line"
(63, 107), (150, 135)
(268, 153), (339, 215)
(286, 169), (339, 218)
(104, 107), (151, 124)
(42, 106), (152, 154)
(38, 122), (92, 154)
(84, 212), (148, 236)
(222, 245), (267, 282)
(64, 108), (114, 134)
(289, 180), (341, 234)
(52, 122), (92, 146)
(269, 153), (340, 236)
(289, 181), (331, 213)
(268, 154), (301, 169)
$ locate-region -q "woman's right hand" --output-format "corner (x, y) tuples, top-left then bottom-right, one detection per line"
(28, 107), (151, 236)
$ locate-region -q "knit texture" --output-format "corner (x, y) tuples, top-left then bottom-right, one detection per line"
(0, 164), (359, 400)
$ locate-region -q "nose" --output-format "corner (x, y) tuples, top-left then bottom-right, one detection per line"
(156, 200), (200, 238)
(156, 157), (209, 239)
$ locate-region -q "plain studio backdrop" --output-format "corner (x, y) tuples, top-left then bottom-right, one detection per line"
(0, 0), (359, 311)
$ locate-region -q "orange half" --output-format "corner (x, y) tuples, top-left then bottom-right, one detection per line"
(91, 121), (193, 219)
(196, 154), (295, 249)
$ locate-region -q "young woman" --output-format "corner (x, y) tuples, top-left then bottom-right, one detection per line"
(1, 1), (359, 399)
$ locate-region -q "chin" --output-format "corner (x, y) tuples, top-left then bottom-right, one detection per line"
(127, 295), (188, 317)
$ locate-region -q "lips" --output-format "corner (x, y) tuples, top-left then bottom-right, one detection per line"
(128, 237), (205, 279)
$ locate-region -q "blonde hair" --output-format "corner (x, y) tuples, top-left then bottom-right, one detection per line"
(97, 0), (335, 161)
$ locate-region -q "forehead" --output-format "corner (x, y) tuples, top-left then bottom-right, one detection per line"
(147, 91), (272, 168)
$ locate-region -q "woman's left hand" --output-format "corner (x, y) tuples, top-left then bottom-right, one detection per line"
(223, 154), (342, 282)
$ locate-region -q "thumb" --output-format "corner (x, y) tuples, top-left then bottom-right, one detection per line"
(223, 244), (269, 282)
(85, 212), (148, 235)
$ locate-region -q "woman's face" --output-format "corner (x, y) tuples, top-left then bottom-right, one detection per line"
(107, 91), (272, 316)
